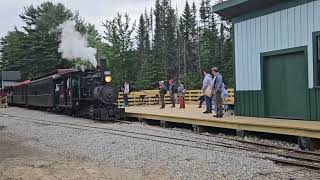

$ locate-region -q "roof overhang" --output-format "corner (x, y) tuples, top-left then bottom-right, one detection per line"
(213, 0), (287, 19)
(0, 71), (21, 81)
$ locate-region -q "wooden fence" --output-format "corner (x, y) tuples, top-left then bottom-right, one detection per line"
(117, 89), (234, 106)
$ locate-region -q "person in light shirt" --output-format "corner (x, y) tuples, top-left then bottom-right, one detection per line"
(202, 69), (213, 114)
(123, 81), (130, 107)
(212, 67), (224, 118)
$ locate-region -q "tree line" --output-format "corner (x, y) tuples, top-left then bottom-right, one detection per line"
(0, 0), (233, 90)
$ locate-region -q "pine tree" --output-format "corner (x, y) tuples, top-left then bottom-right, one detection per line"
(144, 10), (151, 52)
(199, 0), (219, 71)
(149, 8), (154, 48)
(220, 20), (233, 87)
(153, 0), (167, 81)
(164, 1), (178, 79)
(179, 1), (200, 88)
(102, 13), (136, 87)
(0, 30), (29, 77)
(136, 13), (153, 89)
(181, 1), (192, 76)
(137, 14), (147, 53)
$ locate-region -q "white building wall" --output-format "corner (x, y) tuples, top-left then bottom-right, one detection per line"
(234, 0), (320, 91)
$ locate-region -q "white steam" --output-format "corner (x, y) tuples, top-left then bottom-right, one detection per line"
(58, 20), (97, 67)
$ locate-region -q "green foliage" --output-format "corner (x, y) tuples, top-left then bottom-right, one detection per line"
(136, 12), (154, 89)
(179, 72), (201, 90)
(102, 13), (136, 88)
(180, 1), (198, 76)
(0, 0), (234, 90)
(0, 2), (104, 79)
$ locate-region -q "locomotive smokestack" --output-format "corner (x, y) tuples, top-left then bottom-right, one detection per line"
(100, 58), (107, 76)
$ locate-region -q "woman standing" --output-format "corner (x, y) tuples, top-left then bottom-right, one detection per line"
(178, 82), (186, 109)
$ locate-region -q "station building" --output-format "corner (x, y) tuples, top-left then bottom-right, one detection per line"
(213, 0), (320, 120)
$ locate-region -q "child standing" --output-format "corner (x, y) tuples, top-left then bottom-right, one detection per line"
(222, 85), (229, 112)
(177, 82), (186, 109)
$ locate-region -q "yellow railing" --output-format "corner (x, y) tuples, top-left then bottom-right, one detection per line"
(0, 96), (8, 108)
(118, 89), (235, 106)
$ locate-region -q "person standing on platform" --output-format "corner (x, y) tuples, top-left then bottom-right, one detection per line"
(212, 67), (224, 118)
(202, 69), (213, 114)
(211, 72), (217, 111)
(55, 82), (60, 106)
(198, 95), (204, 108)
(169, 79), (177, 108)
(222, 85), (229, 112)
(159, 81), (167, 109)
(123, 81), (130, 107)
(177, 81), (186, 109)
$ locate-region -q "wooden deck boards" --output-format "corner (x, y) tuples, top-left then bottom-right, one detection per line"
(125, 105), (320, 139)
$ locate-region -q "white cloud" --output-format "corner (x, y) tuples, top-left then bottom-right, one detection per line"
(0, 0), (216, 38)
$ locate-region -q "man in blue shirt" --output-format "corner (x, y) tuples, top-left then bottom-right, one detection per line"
(212, 67), (224, 118)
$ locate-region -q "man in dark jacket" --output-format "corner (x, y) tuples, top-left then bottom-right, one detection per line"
(159, 81), (167, 109)
(212, 67), (224, 118)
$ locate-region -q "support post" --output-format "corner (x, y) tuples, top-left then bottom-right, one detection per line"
(193, 125), (207, 133)
(160, 120), (170, 128)
(236, 129), (246, 138)
(138, 117), (146, 124)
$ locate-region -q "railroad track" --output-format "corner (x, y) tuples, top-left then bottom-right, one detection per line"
(0, 112), (320, 170)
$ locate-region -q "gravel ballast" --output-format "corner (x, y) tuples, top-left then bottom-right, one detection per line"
(0, 107), (318, 180)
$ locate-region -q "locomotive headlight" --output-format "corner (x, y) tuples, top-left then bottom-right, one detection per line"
(105, 75), (112, 83)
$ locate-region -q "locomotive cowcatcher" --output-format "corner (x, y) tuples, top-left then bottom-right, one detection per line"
(7, 59), (125, 121)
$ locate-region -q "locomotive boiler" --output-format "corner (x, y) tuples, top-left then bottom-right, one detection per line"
(7, 59), (125, 121)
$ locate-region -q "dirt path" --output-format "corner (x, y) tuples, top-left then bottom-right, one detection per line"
(0, 139), (169, 180)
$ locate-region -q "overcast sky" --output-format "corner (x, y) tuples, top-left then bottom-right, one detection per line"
(0, 0), (216, 39)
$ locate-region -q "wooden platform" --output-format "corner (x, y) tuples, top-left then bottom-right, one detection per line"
(125, 105), (320, 139)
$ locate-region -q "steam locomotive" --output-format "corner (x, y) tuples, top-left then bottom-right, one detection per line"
(6, 59), (125, 121)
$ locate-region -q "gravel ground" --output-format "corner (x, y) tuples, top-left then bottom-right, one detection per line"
(0, 107), (319, 180)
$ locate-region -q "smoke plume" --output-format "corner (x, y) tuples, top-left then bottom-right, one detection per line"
(58, 20), (97, 67)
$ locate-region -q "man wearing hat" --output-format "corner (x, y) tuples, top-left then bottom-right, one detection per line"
(212, 67), (224, 118)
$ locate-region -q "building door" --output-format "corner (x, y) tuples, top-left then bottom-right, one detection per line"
(263, 51), (308, 119)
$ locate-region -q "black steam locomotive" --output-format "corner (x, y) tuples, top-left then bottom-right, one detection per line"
(6, 59), (125, 121)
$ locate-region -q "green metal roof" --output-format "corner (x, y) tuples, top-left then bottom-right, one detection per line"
(213, 0), (288, 18)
